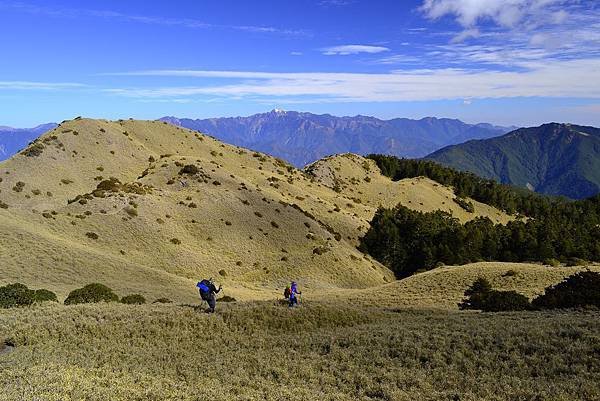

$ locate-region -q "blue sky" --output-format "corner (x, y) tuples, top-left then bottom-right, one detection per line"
(0, 0), (599, 127)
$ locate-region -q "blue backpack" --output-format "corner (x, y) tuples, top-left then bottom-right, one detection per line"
(197, 280), (211, 300)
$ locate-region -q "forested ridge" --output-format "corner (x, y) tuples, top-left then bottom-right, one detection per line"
(361, 156), (600, 278)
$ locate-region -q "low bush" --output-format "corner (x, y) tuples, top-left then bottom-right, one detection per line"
(64, 283), (119, 305)
(453, 197), (475, 213)
(532, 271), (600, 309)
(33, 289), (58, 303)
(480, 290), (531, 312)
(219, 295), (237, 302)
(179, 164), (199, 175)
(544, 258), (561, 267)
(0, 283), (35, 308)
(120, 294), (146, 305)
(0, 284), (57, 308)
(21, 142), (45, 157)
(459, 278), (531, 311)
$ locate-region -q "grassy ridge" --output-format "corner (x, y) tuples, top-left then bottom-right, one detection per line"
(1, 303), (600, 400)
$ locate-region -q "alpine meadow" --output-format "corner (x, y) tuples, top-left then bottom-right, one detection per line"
(2, 1), (600, 400)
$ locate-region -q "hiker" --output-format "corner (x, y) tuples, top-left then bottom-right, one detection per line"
(288, 281), (301, 307)
(197, 278), (222, 313)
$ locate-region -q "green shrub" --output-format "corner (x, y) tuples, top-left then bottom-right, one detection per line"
(502, 269), (518, 277)
(97, 177), (121, 192)
(179, 164), (199, 175)
(544, 258), (561, 267)
(33, 289), (58, 303)
(532, 271), (600, 309)
(0, 283), (35, 308)
(86, 232), (99, 240)
(170, 238), (181, 245)
(64, 283), (119, 305)
(480, 290), (531, 312)
(459, 278), (530, 311)
(21, 142), (45, 157)
(453, 197), (475, 213)
(120, 294), (146, 305)
(219, 295), (237, 302)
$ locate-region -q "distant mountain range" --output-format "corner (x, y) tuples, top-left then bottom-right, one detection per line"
(160, 110), (515, 167)
(0, 123), (58, 161)
(426, 123), (600, 199)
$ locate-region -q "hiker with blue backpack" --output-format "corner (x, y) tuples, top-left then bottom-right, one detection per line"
(286, 281), (301, 307)
(197, 278), (221, 313)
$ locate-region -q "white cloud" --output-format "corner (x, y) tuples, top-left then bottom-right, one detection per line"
(0, 81), (84, 90)
(104, 58), (600, 102)
(321, 45), (390, 55)
(371, 54), (421, 65)
(420, 0), (563, 28)
(418, 0), (595, 45)
(451, 28), (480, 43)
(290, 51), (303, 56)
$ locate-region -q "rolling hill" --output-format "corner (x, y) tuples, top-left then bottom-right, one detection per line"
(0, 118), (513, 303)
(0, 123), (57, 161)
(426, 123), (600, 199)
(160, 110), (513, 167)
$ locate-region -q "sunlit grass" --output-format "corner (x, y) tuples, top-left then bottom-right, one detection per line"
(1, 302), (599, 400)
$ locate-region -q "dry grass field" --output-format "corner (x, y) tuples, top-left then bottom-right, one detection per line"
(1, 302), (599, 401)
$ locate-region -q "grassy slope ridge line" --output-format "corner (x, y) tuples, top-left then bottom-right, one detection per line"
(0, 118), (511, 303)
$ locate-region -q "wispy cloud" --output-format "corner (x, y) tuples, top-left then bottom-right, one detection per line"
(371, 54), (421, 65)
(0, 81), (85, 90)
(0, 1), (308, 36)
(321, 45), (390, 55)
(103, 59), (600, 102)
(318, 0), (354, 7)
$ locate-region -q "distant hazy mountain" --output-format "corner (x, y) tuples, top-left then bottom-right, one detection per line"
(0, 123), (57, 161)
(160, 110), (513, 167)
(426, 123), (600, 199)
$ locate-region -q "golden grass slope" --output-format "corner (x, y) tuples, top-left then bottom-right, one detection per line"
(0, 118), (513, 303)
(307, 153), (513, 224)
(325, 262), (600, 309)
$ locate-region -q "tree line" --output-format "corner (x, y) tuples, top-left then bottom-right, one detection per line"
(361, 156), (600, 278)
